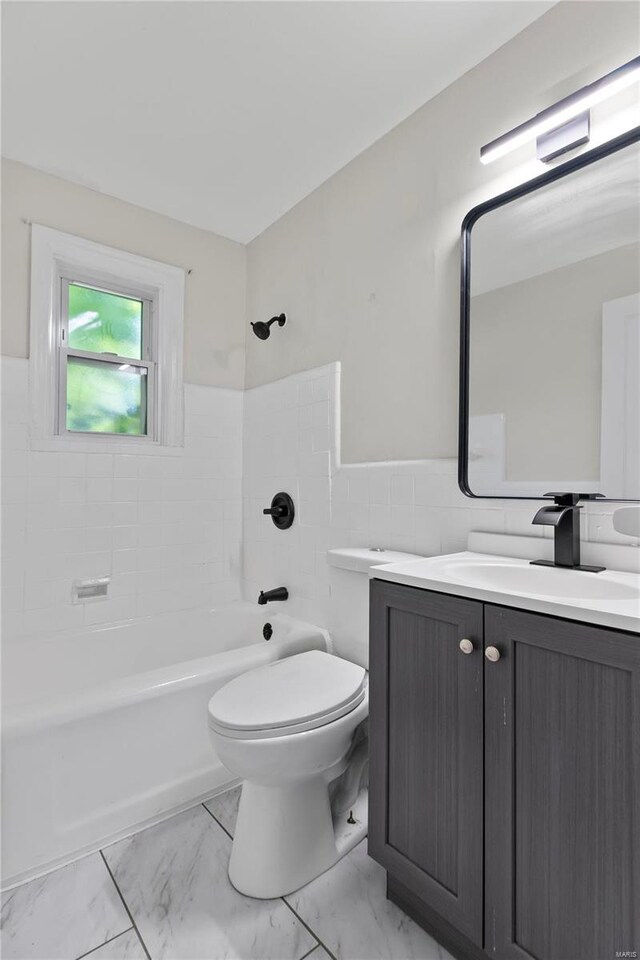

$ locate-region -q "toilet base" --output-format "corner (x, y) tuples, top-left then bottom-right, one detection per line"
(228, 779), (368, 899)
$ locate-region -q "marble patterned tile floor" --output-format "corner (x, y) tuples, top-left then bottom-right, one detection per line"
(1, 786), (452, 960)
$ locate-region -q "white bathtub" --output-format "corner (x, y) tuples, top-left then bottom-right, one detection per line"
(1, 602), (329, 888)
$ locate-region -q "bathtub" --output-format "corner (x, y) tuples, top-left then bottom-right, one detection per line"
(1, 602), (329, 888)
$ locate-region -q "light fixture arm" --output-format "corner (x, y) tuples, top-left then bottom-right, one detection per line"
(480, 55), (640, 165)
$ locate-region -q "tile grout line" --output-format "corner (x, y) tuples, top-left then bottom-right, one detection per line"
(99, 850), (153, 960)
(281, 898), (338, 960)
(73, 926), (134, 960)
(297, 943), (323, 960)
(201, 801), (234, 840)
(202, 801), (337, 960)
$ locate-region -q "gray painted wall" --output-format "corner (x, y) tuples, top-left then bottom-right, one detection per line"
(1, 159), (247, 390)
(244, 1), (640, 463)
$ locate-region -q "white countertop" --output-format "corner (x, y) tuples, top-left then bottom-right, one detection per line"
(370, 551), (640, 633)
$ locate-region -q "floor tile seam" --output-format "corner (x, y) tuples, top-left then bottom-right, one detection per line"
(281, 898), (338, 960)
(73, 926), (135, 960)
(201, 802), (234, 840)
(99, 851), (152, 960)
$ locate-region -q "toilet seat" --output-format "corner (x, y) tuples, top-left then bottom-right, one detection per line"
(208, 650), (367, 740)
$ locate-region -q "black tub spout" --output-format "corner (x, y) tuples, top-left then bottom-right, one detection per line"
(258, 587), (289, 605)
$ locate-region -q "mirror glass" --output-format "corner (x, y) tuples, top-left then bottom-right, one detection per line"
(466, 137), (640, 500)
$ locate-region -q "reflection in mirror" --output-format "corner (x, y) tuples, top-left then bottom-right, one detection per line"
(466, 135), (640, 501)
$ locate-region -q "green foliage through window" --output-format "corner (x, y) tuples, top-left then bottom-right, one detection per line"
(66, 358), (147, 435)
(67, 283), (143, 359)
(64, 281), (150, 436)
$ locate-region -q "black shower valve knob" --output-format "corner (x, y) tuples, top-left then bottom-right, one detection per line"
(262, 492), (295, 530)
(263, 504), (286, 518)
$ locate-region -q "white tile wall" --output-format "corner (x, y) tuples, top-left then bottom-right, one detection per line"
(3, 356), (638, 641)
(1, 358), (243, 640)
(242, 362), (640, 629)
(241, 364), (339, 626)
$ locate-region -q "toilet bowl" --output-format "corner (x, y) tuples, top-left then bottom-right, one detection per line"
(208, 649), (369, 898)
(208, 548), (423, 898)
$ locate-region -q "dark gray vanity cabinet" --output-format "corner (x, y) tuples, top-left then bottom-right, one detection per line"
(369, 579), (640, 960)
(484, 605), (639, 960)
(368, 581), (484, 946)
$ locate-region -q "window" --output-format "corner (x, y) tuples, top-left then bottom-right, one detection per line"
(30, 226), (185, 452)
(61, 280), (153, 437)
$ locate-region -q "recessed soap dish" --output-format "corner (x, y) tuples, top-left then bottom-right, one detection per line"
(72, 576), (110, 603)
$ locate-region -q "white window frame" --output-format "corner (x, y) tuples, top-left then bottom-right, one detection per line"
(30, 225), (184, 453)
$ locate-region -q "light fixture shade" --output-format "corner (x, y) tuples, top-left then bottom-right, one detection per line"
(480, 56), (640, 165)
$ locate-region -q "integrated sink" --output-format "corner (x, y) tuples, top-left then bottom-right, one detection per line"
(371, 549), (640, 632)
(443, 558), (640, 602)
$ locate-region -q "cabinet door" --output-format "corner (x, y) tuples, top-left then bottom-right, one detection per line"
(485, 606), (640, 960)
(369, 580), (484, 945)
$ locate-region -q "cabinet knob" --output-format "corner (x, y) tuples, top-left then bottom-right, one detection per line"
(459, 638), (474, 655)
(485, 645), (501, 663)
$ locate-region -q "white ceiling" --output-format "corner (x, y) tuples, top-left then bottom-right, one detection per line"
(2, 1), (553, 243)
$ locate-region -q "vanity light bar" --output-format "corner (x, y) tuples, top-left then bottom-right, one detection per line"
(480, 55), (640, 165)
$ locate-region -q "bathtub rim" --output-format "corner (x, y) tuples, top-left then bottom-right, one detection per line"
(3, 611), (332, 734)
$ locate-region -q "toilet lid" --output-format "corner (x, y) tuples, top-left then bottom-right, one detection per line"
(208, 650), (367, 739)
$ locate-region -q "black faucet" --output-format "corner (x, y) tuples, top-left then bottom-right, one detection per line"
(258, 587), (289, 605)
(531, 492), (605, 572)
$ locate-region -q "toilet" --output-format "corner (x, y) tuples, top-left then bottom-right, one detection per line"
(207, 547), (422, 898)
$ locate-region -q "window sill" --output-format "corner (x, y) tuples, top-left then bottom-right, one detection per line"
(30, 434), (184, 456)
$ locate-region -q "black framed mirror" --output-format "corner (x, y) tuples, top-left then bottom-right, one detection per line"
(459, 126), (640, 502)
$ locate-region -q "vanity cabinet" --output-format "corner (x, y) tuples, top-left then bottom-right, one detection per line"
(369, 579), (640, 960)
(368, 583), (484, 944)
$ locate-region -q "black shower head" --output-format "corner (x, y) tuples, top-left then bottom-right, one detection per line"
(251, 313), (286, 340)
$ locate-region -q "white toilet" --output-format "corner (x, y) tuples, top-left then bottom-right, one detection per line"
(207, 547), (421, 898)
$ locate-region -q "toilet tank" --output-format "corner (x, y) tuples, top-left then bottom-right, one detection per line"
(326, 548), (424, 669)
